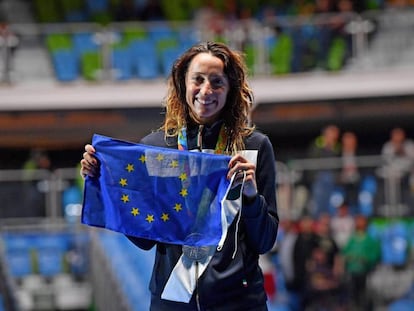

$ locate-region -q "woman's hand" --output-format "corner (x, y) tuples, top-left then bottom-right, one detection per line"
(227, 154), (257, 200)
(80, 144), (99, 178)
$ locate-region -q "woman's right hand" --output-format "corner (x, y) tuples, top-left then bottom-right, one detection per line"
(80, 144), (99, 178)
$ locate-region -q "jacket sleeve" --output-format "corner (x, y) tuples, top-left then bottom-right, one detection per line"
(241, 134), (279, 254)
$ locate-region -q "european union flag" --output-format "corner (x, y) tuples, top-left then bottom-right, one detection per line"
(82, 134), (231, 247)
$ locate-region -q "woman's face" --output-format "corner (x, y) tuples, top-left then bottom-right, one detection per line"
(185, 52), (229, 125)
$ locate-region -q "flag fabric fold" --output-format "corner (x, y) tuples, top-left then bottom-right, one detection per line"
(81, 134), (232, 247)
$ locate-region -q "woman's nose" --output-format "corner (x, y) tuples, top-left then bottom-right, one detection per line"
(200, 81), (212, 96)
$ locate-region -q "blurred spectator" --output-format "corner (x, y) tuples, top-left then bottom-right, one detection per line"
(381, 127), (414, 175)
(380, 127), (414, 210)
(139, 0), (165, 21)
(113, 0), (140, 21)
(21, 149), (52, 217)
(277, 218), (299, 308)
(311, 0), (336, 70)
(304, 246), (345, 310)
(307, 124), (341, 217)
(342, 215), (381, 310)
(330, 203), (355, 249)
(316, 0), (336, 13)
(339, 131), (360, 211)
(193, 0), (225, 41)
(308, 123), (341, 159)
(314, 216), (343, 277)
(291, 215), (319, 310)
(0, 22), (19, 83)
(23, 149), (52, 174)
(304, 216), (346, 309)
(328, 0), (354, 70)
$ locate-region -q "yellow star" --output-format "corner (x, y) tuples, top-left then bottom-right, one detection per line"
(131, 207), (139, 216)
(156, 154), (164, 161)
(126, 163), (134, 172)
(161, 213), (169, 222)
(170, 160), (179, 168)
(139, 154), (146, 163)
(119, 178), (128, 187)
(179, 172), (187, 181)
(146, 214), (154, 223)
(179, 188), (188, 197)
(173, 203), (182, 212)
(121, 194), (129, 203)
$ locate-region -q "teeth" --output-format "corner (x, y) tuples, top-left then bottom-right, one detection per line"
(197, 99), (214, 105)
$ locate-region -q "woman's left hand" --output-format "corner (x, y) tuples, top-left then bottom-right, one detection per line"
(227, 154), (258, 200)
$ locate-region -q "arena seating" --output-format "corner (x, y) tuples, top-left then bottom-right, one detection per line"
(0, 229), (92, 310)
(26, 0), (363, 82)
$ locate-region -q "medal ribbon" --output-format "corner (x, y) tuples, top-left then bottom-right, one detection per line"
(177, 124), (227, 154)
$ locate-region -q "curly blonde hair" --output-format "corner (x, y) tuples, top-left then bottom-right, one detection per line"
(162, 41), (255, 155)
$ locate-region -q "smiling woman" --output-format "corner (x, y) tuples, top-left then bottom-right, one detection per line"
(185, 52), (229, 125)
(80, 41), (279, 311)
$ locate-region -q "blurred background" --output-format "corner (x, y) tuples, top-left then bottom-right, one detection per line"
(0, 0), (414, 310)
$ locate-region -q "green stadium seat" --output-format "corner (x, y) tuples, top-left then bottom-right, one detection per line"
(123, 26), (148, 45)
(269, 33), (293, 75)
(161, 0), (191, 21)
(46, 33), (73, 52)
(244, 44), (256, 75)
(155, 37), (178, 55)
(81, 51), (102, 81)
(327, 37), (346, 71)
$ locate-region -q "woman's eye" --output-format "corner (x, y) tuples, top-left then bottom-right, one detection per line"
(211, 79), (224, 88)
(193, 76), (204, 84)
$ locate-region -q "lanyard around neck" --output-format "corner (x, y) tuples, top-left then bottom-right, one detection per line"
(178, 124), (227, 154)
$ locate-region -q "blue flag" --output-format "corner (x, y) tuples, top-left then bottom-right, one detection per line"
(82, 134), (231, 247)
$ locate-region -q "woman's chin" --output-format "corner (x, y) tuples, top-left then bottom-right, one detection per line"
(196, 113), (219, 125)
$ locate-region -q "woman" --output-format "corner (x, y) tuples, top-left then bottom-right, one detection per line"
(81, 41), (279, 311)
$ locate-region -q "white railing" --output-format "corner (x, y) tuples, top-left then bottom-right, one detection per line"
(281, 155), (414, 219)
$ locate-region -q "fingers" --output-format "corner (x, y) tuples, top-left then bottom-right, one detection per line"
(227, 154), (254, 180)
(80, 144), (98, 178)
(227, 154), (258, 198)
(85, 144), (95, 153)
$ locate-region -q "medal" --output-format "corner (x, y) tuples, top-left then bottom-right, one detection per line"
(182, 233), (211, 262)
(182, 245), (210, 262)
